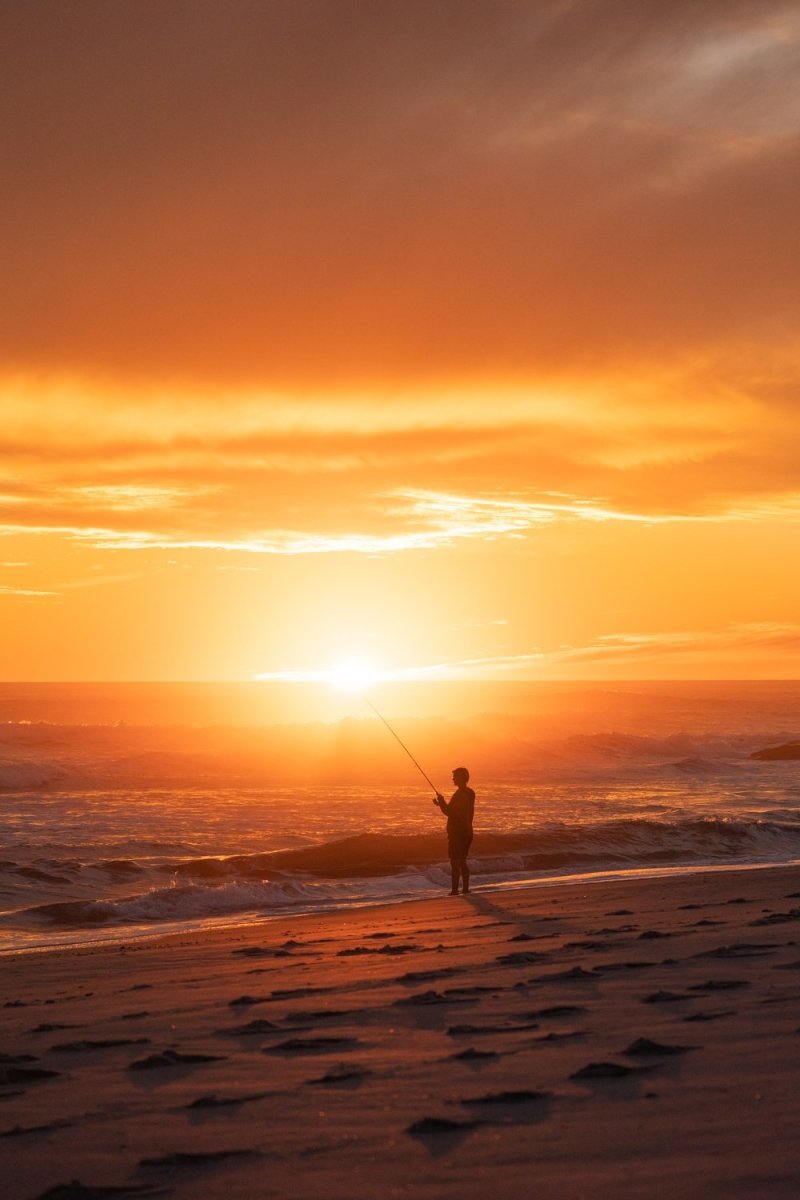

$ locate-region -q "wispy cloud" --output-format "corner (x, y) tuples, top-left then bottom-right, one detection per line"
(0, 585), (60, 599)
(3, 359), (799, 538)
(429, 624), (800, 676)
(399, 490), (713, 531)
(63, 484), (212, 512)
(557, 624), (800, 664)
(4, 484), (799, 562)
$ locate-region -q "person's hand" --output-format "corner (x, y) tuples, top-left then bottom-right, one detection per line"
(434, 793), (444, 805)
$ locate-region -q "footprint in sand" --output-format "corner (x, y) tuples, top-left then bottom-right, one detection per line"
(450, 1047), (499, 1061)
(1, 1051), (37, 1064)
(50, 1038), (150, 1053)
(400, 968), (461, 983)
(0, 1064), (60, 1085)
(2, 1117), (75, 1139)
(139, 1149), (259, 1168)
(394, 990), (469, 1007)
(307, 1064), (372, 1086)
(128, 1049), (226, 1070)
(270, 985), (335, 1000)
(282, 1008), (355, 1023)
(591, 924), (639, 934)
(446, 1021), (539, 1037)
(642, 990), (693, 1004)
(33, 1183), (162, 1198)
(535, 1030), (586, 1043)
(443, 985), (497, 997)
(751, 909), (800, 927)
(690, 979), (749, 992)
(565, 939), (619, 951)
(228, 994), (271, 1008)
(460, 1088), (550, 1107)
(570, 1061), (650, 1079)
(696, 942), (778, 958)
(264, 1036), (359, 1055)
(623, 1037), (695, 1057)
(496, 950), (548, 965)
(185, 1090), (272, 1109)
(539, 966), (599, 982)
(29, 1022), (80, 1034)
(406, 1115), (481, 1144)
(231, 945), (290, 959)
(530, 1004), (587, 1018)
(217, 1017), (280, 1036)
(339, 942), (422, 957)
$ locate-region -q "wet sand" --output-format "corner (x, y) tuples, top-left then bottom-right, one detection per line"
(3, 865), (800, 1199)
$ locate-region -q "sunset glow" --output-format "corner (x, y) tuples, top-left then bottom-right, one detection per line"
(1, 2), (799, 682)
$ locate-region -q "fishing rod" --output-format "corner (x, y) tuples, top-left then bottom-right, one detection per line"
(364, 698), (440, 797)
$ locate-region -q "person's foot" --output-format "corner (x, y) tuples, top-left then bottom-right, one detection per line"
(448, 890), (459, 896)
(462, 888), (470, 894)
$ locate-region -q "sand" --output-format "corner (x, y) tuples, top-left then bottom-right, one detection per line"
(3, 864), (800, 1200)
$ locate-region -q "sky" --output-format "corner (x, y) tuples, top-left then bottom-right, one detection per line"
(2, 0), (799, 682)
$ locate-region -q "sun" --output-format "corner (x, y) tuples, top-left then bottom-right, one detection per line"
(325, 658), (380, 693)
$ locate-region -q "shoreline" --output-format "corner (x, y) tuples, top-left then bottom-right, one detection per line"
(4, 861), (800, 1198)
(4, 854), (800, 959)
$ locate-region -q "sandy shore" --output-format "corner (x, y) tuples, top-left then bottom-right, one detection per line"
(3, 865), (800, 1200)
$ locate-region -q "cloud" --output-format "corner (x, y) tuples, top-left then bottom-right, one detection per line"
(3, 470), (800, 563)
(1, 1), (798, 387)
(350, 622), (800, 678)
(3, 358), (800, 544)
(559, 623), (800, 663)
(0, 585), (60, 599)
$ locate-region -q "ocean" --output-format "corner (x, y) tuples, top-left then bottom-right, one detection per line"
(1, 681), (798, 954)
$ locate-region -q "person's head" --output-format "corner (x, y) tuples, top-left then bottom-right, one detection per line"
(452, 766), (469, 786)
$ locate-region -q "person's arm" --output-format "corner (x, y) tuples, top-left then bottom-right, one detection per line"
(433, 792), (449, 812)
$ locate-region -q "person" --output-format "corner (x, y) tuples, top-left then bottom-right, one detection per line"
(433, 766), (475, 895)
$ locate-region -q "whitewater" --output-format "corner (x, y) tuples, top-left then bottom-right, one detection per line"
(1, 681), (798, 953)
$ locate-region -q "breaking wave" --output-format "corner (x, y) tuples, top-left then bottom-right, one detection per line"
(7, 815), (800, 933)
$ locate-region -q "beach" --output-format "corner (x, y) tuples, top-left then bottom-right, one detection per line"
(4, 0), (800, 1193)
(4, 863), (800, 1200)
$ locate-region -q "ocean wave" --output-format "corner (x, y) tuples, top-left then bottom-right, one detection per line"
(6, 815), (800, 930)
(0, 719), (795, 794)
(256, 819), (800, 878)
(666, 757), (732, 774)
(21, 871), (446, 928)
(0, 760), (69, 791)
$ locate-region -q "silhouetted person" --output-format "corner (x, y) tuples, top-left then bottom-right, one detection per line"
(434, 766), (475, 895)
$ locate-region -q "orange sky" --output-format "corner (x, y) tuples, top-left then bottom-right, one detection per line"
(2, 1), (799, 681)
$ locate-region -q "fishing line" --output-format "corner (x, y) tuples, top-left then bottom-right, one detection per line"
(364, 698), (439, 796)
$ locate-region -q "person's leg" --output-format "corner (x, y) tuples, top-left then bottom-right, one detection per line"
(449, 858), (459, 894)
(461, 859), (470, 894)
